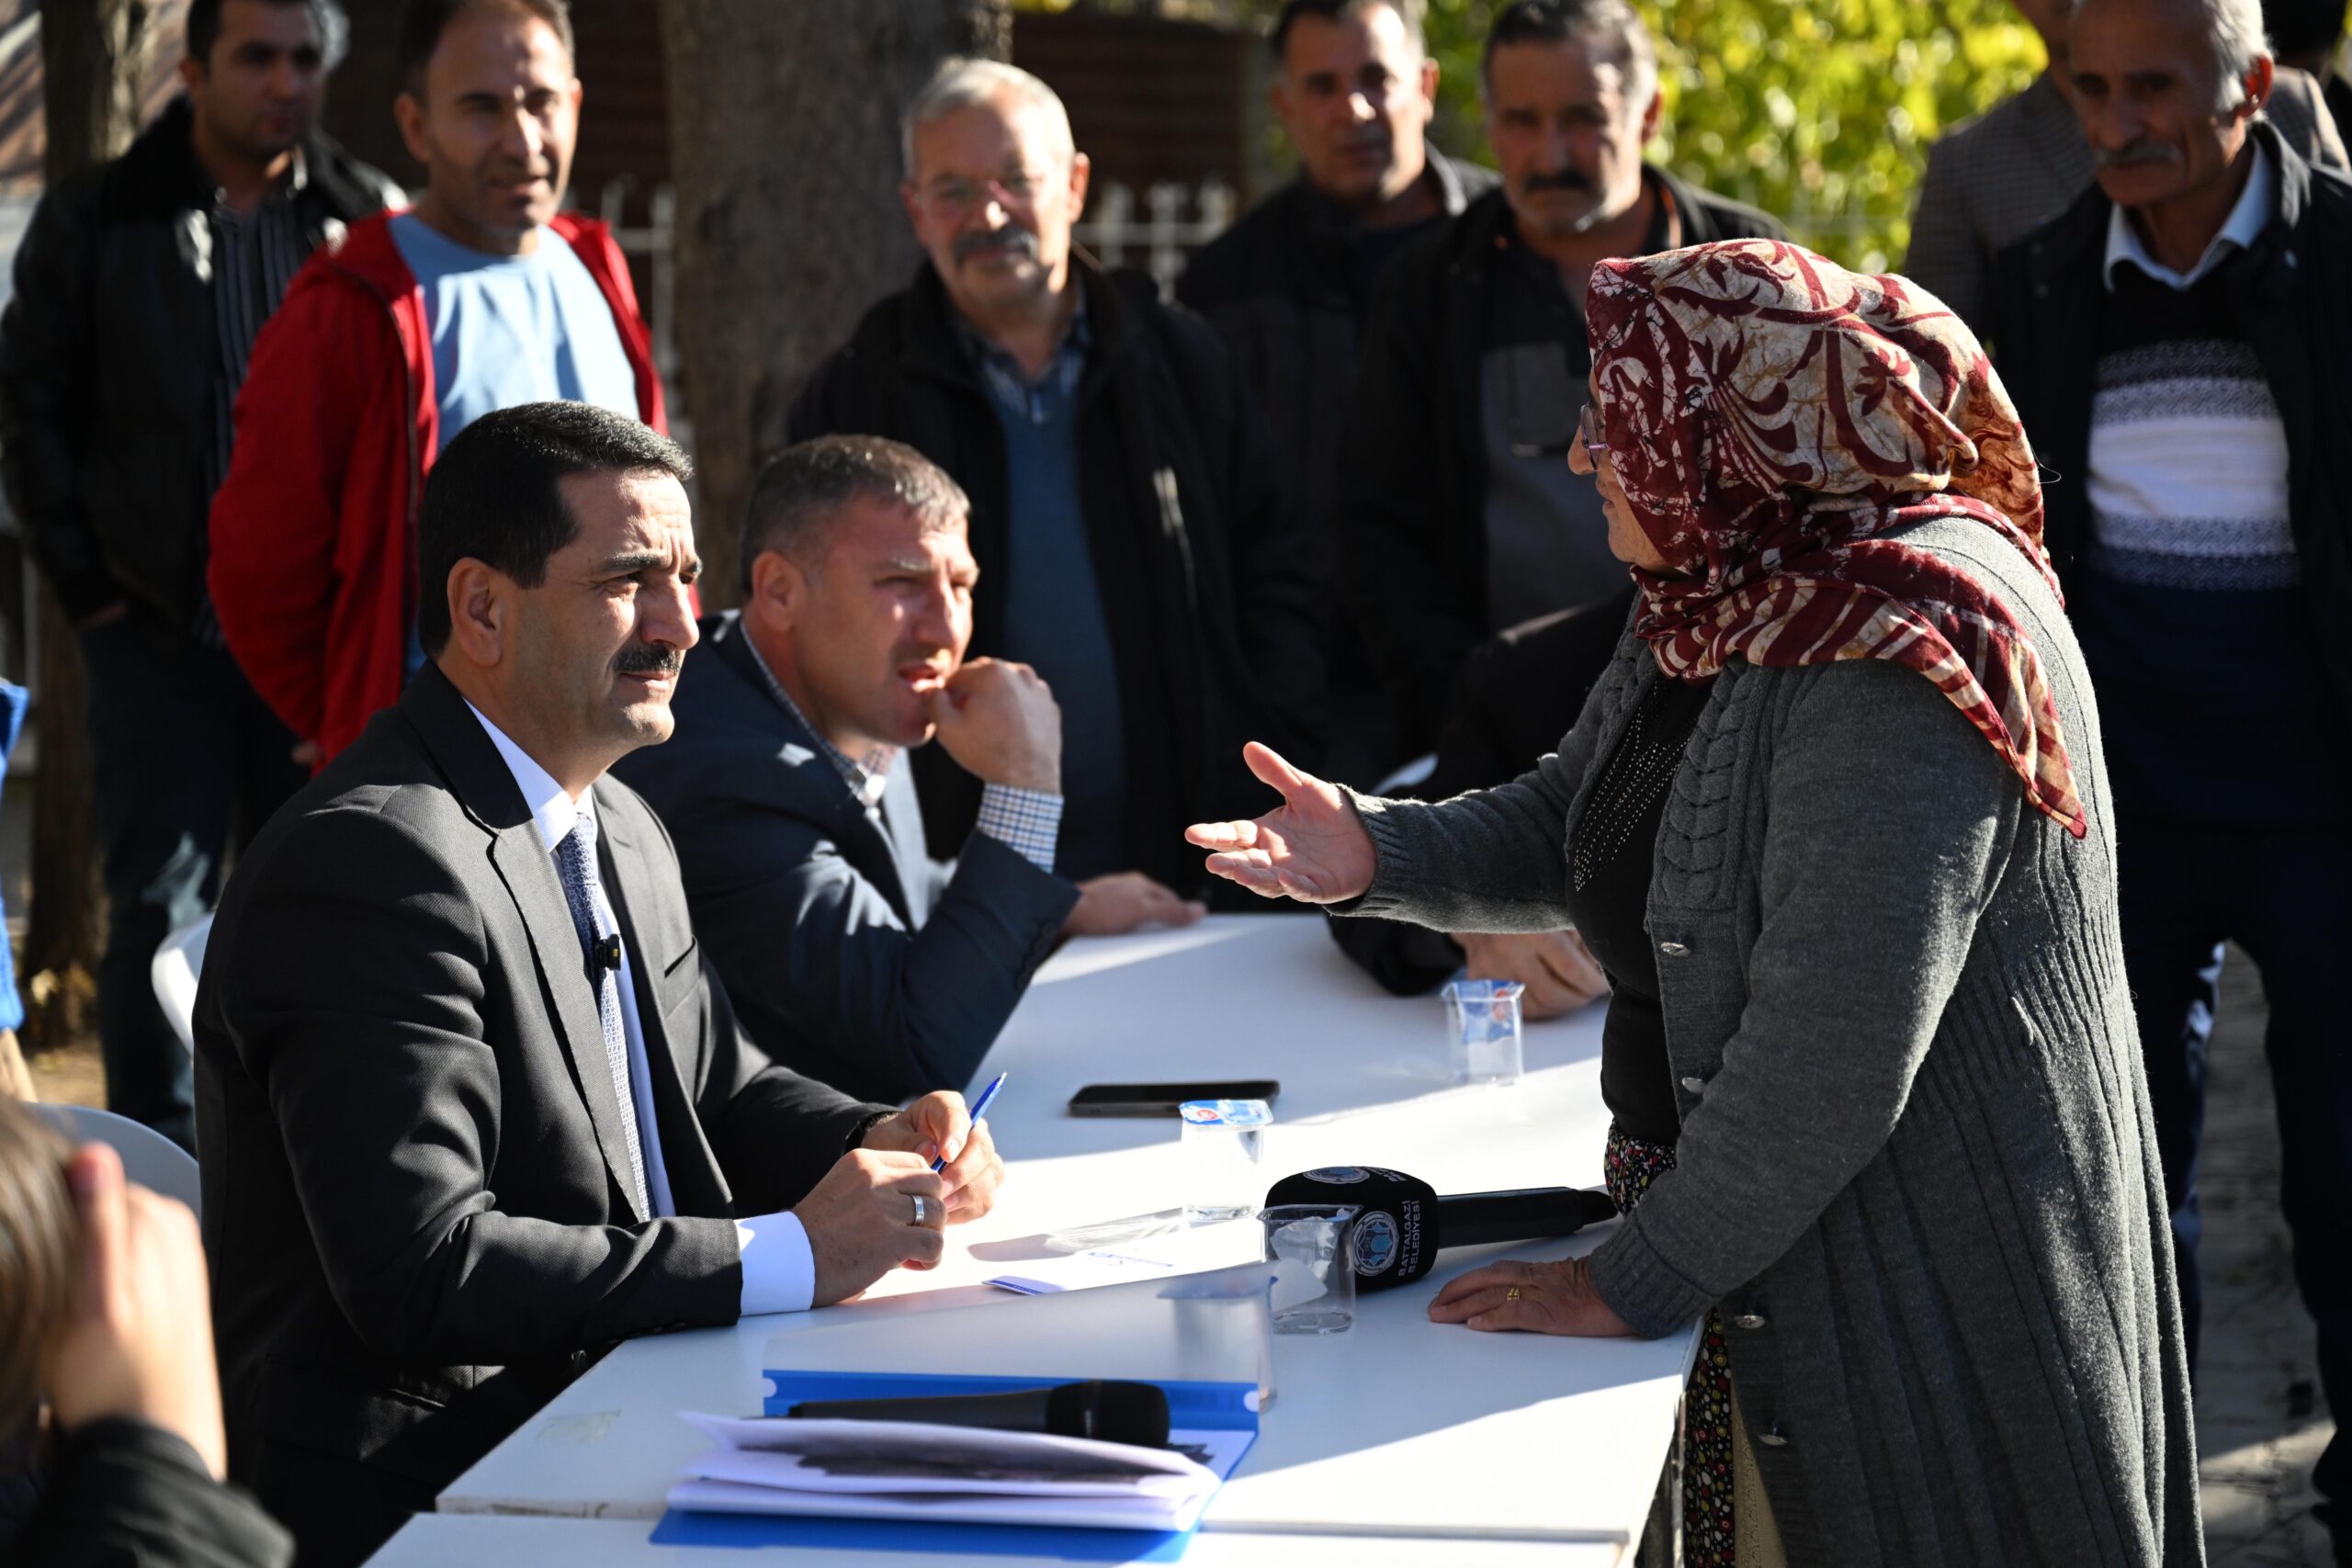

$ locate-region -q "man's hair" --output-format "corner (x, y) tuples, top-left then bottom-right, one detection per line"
(741, 435), (970, 592)
(0, 1102), (75, 1436)
(1270, 0), (1427, 64)
(902, 58), (1075, 179)
(1482, 0), (1658, 107)
(2202, 0), (2274, 105)
(396, 0), (574, 95)
(187, 0), (350, 71)
(417, 402), (693, 657)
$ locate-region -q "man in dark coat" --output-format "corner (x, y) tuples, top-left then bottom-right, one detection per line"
(0, 0), (400, 1150)
(788, 60), (1325, 898)
(1178, 0), (1498, 782)
(194, 405), (1006, 1568)
(1987, 0), (2352, 1548)
(1335, 0), (1785, 751)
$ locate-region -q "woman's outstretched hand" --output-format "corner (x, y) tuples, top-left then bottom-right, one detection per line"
(1428, 1257), (1636, 1337)
(1183, 742), (1376, 905)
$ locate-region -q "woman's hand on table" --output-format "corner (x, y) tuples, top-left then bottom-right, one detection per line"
(865, 1090), (1006, 1222)
(1453, 931), (1610, 1019)
(1428, 1257), (1636, 1337)
(1184, 743), (1375, 904)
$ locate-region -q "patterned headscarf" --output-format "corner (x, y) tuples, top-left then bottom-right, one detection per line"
(1584, 239), (2087, 838)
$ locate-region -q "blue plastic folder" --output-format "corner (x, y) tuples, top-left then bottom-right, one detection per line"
(650, 1370), (1259, 1561)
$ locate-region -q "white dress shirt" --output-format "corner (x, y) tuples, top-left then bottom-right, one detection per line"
(469, 704), (817, 1314)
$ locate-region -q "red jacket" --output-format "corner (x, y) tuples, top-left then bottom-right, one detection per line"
(208, 210), (666, 761)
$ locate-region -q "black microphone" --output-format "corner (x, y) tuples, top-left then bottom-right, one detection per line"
(593, 933), (623, 973)
(1263, 1167), (1617, 1292)
(784, 1380), (1170, 1448)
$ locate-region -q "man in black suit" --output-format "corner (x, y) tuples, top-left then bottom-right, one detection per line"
(617, 436), (1200, 1105)
(192, 403), (1007, 1568)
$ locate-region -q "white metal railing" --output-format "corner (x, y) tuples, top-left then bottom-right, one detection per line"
(1075, 178), (1237, 298)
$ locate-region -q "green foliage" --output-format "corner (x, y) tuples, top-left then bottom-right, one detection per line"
(1381, 0), (2044, 272)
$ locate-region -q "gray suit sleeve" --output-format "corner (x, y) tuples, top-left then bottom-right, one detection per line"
(216, 807), (749, 1367)
(1586, 660), (2022, 1337)
(1334, 644), (1627, 933)
(1902, 134), (1988, 332)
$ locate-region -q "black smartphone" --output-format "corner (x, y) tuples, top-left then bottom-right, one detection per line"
(1067, 1081), (1281, 1118)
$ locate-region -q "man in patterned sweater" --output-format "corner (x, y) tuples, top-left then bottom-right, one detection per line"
(1987, 0), (2352, 1552)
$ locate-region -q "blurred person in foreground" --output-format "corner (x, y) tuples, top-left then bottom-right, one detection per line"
(1988, 0), (2352, 1550)
(1904, 0), (2343, 333)
(0, 1100), (290, 1565)
(1191, 239), (2199, 1566)
(0, 0), (399, 1150)
(196, 405), (1003, 1567)
(617, 436), (1198, 1107)
(209, 0), (664, 766)
(1178, 0), (1497, 782)
(1335, 0), (1783, 759)
(789, 60), (1324, 901)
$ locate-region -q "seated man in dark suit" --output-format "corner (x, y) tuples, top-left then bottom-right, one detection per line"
(617, 436), (1202, 1104)
(192, 404), (1006, 1568)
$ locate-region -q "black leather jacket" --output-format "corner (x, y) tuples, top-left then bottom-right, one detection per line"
(0, 99), (399, 624)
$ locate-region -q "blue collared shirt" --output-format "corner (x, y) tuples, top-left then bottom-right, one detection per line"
(467, 703), (816, 1314)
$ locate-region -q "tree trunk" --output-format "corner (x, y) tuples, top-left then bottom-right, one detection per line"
(657, 0), (1008, 606)
(22, 0), (157, 1055)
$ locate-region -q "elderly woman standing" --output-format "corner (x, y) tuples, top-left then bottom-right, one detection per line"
(1191, 240), (2200, 1566)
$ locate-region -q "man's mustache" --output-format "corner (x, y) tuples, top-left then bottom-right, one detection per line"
(1521, 167), (1594, 195)
(2094, 141), (2183, 170)
(955, 227), (1040, 265)
(616, 645), (684, 678)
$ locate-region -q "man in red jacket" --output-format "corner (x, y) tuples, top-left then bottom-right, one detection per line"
(209, 0), (663, 762)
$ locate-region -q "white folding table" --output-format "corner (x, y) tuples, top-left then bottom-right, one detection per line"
(425, 917), (1698, 1563)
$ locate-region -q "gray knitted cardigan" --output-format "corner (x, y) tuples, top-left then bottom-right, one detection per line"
(1344, 516), (2203, 1566)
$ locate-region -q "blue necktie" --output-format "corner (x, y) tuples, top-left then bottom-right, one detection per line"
(552, 814), (650, 1217)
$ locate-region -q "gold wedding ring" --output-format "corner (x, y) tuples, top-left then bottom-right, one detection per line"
(1506, 1286), (1521, 1302)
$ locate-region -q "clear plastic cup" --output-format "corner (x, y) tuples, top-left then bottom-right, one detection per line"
(1443, 978), (1525, 1085)
(1179, 1099), (1272, 1221)
(1261, 1203), (1360, 1334)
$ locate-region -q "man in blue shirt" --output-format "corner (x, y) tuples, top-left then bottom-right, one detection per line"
(210, 0), (665, 762)
(790, 61), (1327, 901)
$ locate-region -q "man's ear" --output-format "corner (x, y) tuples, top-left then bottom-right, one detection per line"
(747, 549), (808, 636)
(2237, 54), (2276, 123)
(178, 54), (207, 95)
(1638, 86), (1664, 145)
(394, 91), (432, 168)
(446, 559), (507, 668)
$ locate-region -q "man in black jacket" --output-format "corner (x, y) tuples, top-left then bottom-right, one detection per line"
(0, 0), (399, 1151)
(789, 60), (1325, 898)
(1179, 0), (1497, 783)
(1986, 0), (2352, 1549)
(194, 405), (1005, 1567)
(1335, 0), (1785, 751)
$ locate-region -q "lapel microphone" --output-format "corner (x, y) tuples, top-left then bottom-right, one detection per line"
(593, 933), (623, 973)
(1263, 1168), (1618, 1292)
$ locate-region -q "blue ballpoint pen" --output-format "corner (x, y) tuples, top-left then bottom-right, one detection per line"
(935, 1072), (1007, 1172)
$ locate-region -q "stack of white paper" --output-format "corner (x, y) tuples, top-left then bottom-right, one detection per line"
(668, 1411), (1248, 1533)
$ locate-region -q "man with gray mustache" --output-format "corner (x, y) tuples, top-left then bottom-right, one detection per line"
(1329, 0), (1783, 762)
(1988, 0), (2352, 1552)
(789, 60), (1326, 906)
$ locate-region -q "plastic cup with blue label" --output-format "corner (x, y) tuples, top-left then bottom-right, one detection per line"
(1179, 1099), (1272, 1221)
(1443, 978), (1526, 1085)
